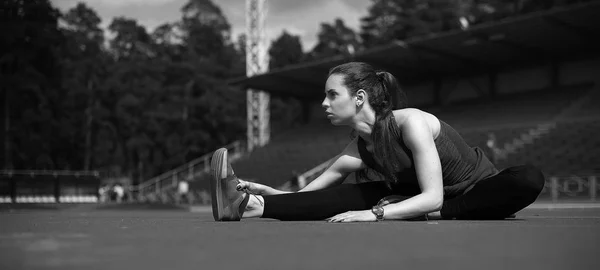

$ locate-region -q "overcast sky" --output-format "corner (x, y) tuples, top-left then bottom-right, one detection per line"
(50, 0), (370, 51)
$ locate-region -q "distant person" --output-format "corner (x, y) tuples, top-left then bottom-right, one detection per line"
(98, 184), (109, 203)
(210, 62), (544, 222)
(177, 180), (190, 204)
(113, 183), (124, 203)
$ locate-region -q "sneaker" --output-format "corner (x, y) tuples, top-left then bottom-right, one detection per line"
(210, 148), (245, 221)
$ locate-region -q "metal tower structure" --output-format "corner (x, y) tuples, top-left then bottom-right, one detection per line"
(246, 0), (270, 152)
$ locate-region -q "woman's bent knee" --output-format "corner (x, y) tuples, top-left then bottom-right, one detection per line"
(525, 165), (545, 193)
(503, 165), (545, 198)
(514, 164), (545, 200)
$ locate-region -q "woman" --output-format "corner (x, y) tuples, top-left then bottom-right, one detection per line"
(210, 62), (545, 222)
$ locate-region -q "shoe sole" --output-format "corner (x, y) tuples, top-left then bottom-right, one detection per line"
(210, 148), (228, 221)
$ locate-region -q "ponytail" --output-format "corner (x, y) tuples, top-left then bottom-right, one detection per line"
(376, 71), (407, 110)
(372, 71), (409, 184)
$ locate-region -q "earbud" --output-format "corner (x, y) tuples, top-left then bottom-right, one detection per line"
(355, 93), (364, 106)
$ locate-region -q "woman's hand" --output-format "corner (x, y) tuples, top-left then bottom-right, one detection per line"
(326, 210), (376, 223)
(236, 179), (269, 195)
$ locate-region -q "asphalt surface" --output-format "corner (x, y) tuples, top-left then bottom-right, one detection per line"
(0, 204), (599, 270)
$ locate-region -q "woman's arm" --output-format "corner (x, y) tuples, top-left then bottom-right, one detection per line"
(381, 113), (444, 220)
(299, 137), (365, 192)
(237, 137), (365, 195)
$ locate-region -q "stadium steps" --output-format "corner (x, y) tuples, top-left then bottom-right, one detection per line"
(496, 85), (600, 175)
(497, 119), (600, 176)
(501, 122), (556, 157)
(494, 86), (597, 159)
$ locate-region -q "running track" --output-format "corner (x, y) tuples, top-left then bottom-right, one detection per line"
(1, 204), (598, 270)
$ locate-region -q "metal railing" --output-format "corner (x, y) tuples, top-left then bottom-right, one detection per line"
(545, 175), (598, 202)
(129, 140), (245, 197)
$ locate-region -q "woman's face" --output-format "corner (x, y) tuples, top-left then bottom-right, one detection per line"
(322, 74), (356, 126)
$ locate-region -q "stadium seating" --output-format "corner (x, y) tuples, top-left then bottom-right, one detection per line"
(497, 119), (600, 176)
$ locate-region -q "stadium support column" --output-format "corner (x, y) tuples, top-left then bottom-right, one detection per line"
(246, 0), (270, 152)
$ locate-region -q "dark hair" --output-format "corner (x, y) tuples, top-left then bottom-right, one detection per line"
(328, 62), (408, 184)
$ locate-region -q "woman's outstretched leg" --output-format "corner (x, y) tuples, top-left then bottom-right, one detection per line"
(260, 182), (395, 221)
(210, 148), (393, 221)
(218, 181), (396, 221)
(440, 165), (545, 220)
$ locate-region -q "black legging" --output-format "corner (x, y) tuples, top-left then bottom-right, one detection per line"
(262, 165), (545, 221)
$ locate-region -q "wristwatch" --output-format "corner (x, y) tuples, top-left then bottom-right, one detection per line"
(371, 205), (385, 221)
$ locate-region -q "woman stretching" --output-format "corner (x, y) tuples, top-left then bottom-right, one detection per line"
(210, 62), (545, 222)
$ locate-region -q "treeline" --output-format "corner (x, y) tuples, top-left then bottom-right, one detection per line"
(1, 0), (590, 183)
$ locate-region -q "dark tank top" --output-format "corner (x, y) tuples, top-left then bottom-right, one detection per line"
(357, 120), (499, 199)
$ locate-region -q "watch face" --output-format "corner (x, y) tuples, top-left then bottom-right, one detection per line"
(372, 206), (384, 219)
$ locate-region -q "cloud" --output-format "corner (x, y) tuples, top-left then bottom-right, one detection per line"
(340, 0), (371, 13)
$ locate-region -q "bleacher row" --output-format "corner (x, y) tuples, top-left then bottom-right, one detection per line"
(185, 84), (599, 195)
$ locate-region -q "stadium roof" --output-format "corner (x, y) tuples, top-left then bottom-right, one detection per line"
(230, 1), (600, 99)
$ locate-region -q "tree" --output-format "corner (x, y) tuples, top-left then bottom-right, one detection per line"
(308, 18), (361, 59)
(151, 23), (184, 61)
(180, 0), (232, 65)
(61, 2), (106, 170)
(360, 0), (461, 48)
(1, 0), (63, 169)
(0, 0), (247, 185)
(360, 0), (411, 48)
(108, 17), (154, 60)
(269, 31), (304, 69)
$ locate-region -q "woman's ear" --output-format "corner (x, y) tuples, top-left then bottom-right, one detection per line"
(355, 89), (366, 106)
